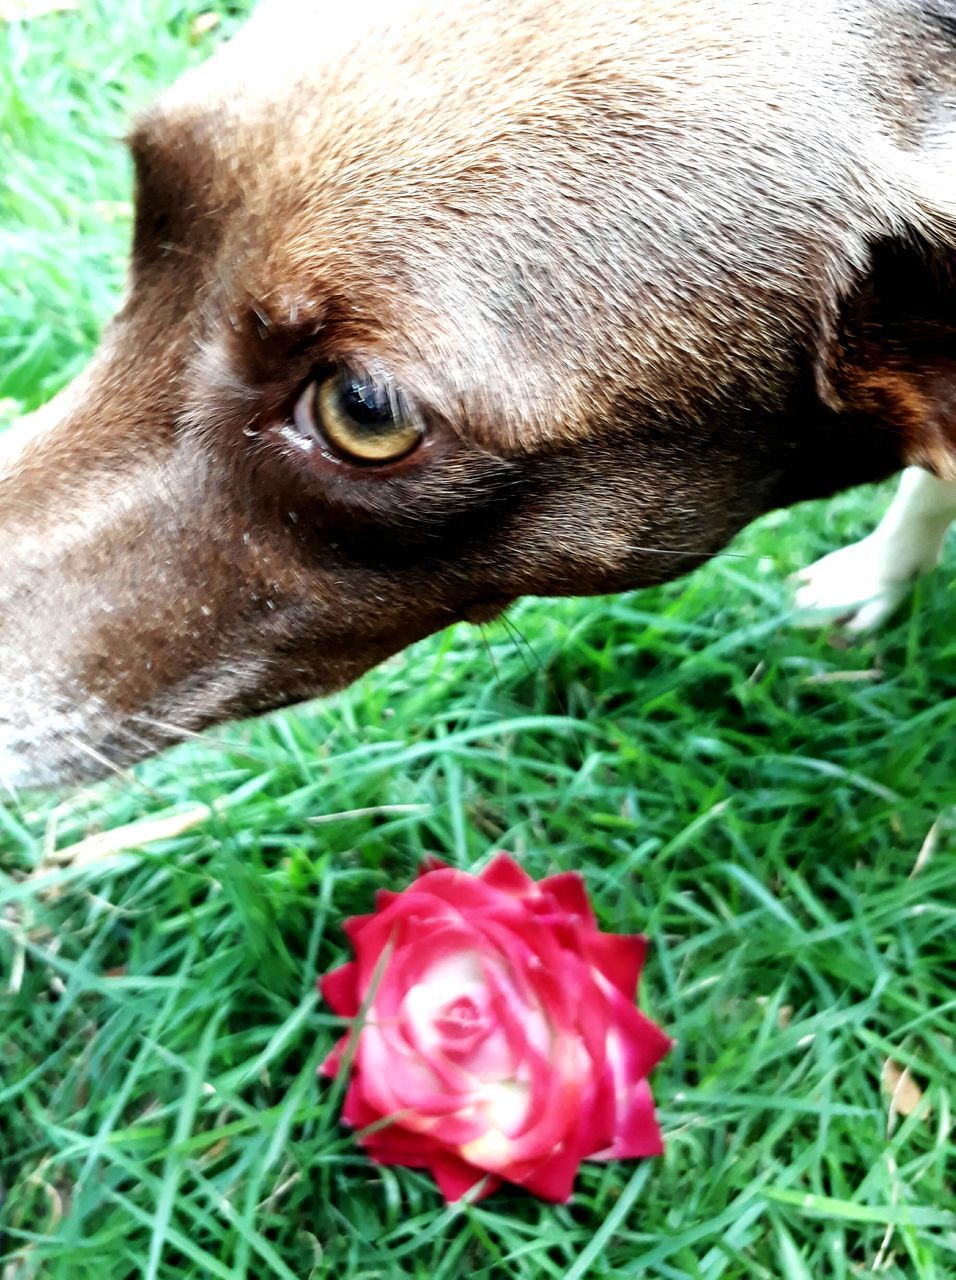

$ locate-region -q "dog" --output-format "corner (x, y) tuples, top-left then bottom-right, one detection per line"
(1, 0), (954, 788)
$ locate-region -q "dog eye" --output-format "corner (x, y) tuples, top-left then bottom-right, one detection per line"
(293, 368), (424, 465)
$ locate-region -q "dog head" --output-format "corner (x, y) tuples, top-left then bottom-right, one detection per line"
(2, 0), (954, 784)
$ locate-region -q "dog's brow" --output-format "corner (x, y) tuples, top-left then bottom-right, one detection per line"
(126, 110), (223, 260)
(126, 113), (169, 168)
(126, 105), (217, 191)
(127, 116), (184, 207)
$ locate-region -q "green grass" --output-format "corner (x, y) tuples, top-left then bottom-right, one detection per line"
(1, 4), (954, 1277)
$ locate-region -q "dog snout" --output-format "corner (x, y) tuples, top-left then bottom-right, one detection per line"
(0, 366), (440, 784)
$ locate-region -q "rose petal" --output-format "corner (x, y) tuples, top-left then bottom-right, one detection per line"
(503, 1062), (582, 1162)
(428, 1151), (501, 1202)
(572, 964), (610, 1076)
(583, 932), (647, 997)
(319, 962), (360, 1017)
(576, 1068), (618, 1157)
(512, 1137), (582, 1202)
(342, 913), (375, 945)
(592, 1079), (665, 1159)
(341, 1076), (382, 1129)
(363, 1140), (427, 1167)
(476, 914), (580, 1030)
(520, 941), (579, 1034)
(606, 992), (674, 1084)
(460, 1032), (583, 1172)
(387, 929), (485, 1005)
(362, 1126), (443, 1162)
(360, 1030), (459, 1115)
(482, 954), (550, 1065)
(413, 868), (525, 919)
(417, 855), (449, 877)
(320, 1036), (349, 1079)
(360, 1111), (505, 1204)
(350, 892), (460, 990)
(478, 853), (536, 898)
(537, 871), (597, 927)
(348, 1056), (485, 1149)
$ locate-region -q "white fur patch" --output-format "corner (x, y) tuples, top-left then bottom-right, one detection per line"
(0, 690), (112, 791)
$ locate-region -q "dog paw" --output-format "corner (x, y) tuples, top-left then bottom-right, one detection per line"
(793, 535), (918, 633)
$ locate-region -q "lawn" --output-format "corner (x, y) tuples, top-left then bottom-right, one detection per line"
(1, 4), (954, 1277)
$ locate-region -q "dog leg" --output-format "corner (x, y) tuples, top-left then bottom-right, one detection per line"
(794, 467), (956, 632)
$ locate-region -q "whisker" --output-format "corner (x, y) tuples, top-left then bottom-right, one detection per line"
(61, 731), (168, 805)
(476, 623), (505, 701)
(498, 612), (542, 685)
(129, 713), (273, 771)
(497, 611), (593, 770)
(129, 712), (208, 745)
(61, 734), (136, 783)
(624, 542), (750, 560)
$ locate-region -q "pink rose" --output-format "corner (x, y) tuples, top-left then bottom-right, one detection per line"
(319, 854), (672, 1202)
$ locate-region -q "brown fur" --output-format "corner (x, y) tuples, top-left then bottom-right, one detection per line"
(1, 0), (954, 782)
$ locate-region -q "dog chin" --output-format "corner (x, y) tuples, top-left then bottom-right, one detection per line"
(0, 736), (73, 792)
(0, 692), (119, 791)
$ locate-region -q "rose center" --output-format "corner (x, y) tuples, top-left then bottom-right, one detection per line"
(431, 993), (492, 1054)
(435, 993), (483, 1038)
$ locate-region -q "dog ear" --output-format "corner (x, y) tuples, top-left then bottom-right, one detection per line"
(818, 226), (956, 481)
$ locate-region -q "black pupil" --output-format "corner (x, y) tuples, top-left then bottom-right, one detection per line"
(340, 376), (397, 431)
